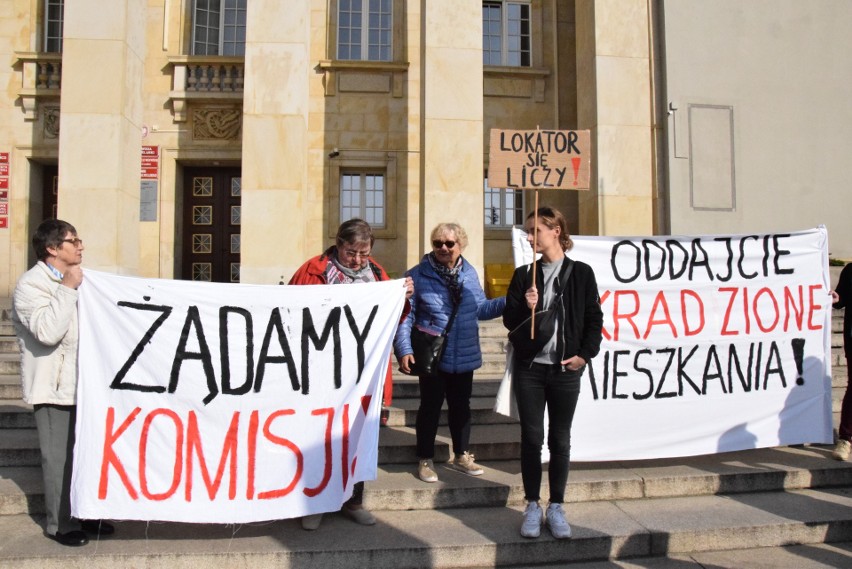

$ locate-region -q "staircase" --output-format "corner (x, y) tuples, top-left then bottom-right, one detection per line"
(0, 291), (851, 567)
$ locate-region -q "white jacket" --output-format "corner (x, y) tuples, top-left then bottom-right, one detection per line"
(12, 262), (79, 405)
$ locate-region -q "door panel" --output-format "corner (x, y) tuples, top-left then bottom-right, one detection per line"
(182, 167), (241, 282)
(42, 164), (58, 220)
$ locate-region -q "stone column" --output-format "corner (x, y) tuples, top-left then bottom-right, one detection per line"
(57, 0), (147, 273)
(239, 0), (311, 284)
(420, 0), (485, 273)
(575, 0), (654, 236)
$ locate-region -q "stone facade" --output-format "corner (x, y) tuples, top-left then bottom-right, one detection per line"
(1, 1), (849, 294)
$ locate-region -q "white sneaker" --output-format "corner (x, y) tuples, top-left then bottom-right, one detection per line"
(418, 459), (438, 483)
(545, 503), (572, 539)
(301, 513), (323, 531)
(833, 439), (851, 461)
(520, 501), (543, 538)
(342, 505), (377, 526)
(452, 451), (484, 476)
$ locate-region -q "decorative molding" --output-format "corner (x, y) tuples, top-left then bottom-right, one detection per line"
(484, 66), (550, 102)
(168, 56), (244, 123)
(43, 107), (60, 138)
(14, 52), (62, 121)
(317, 60), (409, 98)
(192, 108), (242, 140)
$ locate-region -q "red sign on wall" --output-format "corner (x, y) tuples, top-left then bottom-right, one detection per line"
(141, 146), (159, 180)
(0, 151), (8, 229)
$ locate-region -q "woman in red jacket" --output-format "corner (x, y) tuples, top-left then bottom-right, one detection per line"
(289, 218), (413, 530)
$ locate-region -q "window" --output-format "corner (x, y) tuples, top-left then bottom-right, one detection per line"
(44, 0), (64, 53)
(337, 0), (392, 61)
(482, 1), (531, 67)
(484, 179), (524, 228)
(192, 0), (247, 56)
(340, 172), (385, 227)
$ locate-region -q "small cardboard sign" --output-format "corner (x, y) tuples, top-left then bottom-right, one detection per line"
(488, 129), (591, 190)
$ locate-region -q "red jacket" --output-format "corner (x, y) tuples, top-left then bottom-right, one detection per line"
(288, 248), (409, 405)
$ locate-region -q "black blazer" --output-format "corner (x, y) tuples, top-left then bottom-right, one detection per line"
(504, 257), (603, 364)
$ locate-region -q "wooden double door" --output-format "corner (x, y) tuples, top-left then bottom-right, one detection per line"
(182, 167), (241, 283)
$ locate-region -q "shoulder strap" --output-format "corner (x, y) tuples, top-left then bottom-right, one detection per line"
(443, 301), (460, 336)
(553, 258), (575, 297)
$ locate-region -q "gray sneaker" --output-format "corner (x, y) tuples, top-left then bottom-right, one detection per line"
(520, 501), (543, 538)
(545, 503), (572, 539)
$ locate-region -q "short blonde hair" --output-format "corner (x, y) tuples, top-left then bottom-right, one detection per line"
(430, 222), (468, 251)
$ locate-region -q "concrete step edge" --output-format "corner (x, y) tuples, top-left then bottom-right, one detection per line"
(2, 446), (851, 516)
(0, 488), (851, 568)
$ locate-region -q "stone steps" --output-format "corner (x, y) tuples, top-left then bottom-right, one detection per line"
(0, 298), (850, 567)
(0, 486), (850, 568)
(2, 428), (851, 514)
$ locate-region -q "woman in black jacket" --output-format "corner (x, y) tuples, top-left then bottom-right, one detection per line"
(831, 263), (851, 460)
(503, 206), (603, 540)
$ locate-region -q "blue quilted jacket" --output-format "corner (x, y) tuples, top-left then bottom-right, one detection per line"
(394, 255), (506, 374)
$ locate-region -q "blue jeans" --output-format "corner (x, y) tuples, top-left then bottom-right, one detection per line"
(513, 362), (582, 503)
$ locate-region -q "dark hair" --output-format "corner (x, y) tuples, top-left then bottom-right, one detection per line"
(32, 219), (77, 261)
(336, 218), (374, 248)
(526, 206), (573, 251)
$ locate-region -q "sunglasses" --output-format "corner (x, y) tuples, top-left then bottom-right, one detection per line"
(432, 240), (457, 249)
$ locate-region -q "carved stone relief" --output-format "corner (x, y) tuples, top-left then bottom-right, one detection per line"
(44, 107), (60, 138)
(193, 108), (242, 140)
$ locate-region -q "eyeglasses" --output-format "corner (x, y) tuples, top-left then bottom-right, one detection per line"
(432, 240), (457, 249)
(61, 238), (84, 248)
(341, 248), (370, 260)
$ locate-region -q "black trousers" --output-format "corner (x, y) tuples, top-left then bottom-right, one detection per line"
(415, 370), (474, 459)
(513, 362), (582, 503)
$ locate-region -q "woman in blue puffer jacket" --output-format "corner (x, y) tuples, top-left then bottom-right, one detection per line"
(394, 222), (506, 483)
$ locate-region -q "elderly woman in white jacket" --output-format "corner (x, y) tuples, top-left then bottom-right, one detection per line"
(12, 219), (112, 546)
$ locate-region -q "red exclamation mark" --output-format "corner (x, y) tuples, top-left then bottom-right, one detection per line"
(572, 157), (582, 186)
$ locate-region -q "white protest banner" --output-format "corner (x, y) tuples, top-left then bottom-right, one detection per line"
(72, 271), (407, 523)
(509, 226), (834, 460)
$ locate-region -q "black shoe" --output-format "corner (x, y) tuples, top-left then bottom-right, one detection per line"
(81, 520), (115, 535)
(51, 530), (89, 547)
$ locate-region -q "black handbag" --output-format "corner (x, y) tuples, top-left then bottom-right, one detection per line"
(406, 303), (459, 377)
(508, 259), (574, 360)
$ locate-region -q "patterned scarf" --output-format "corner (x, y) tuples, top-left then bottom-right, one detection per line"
(427, 252), (463, 305)
(326, 248), (377, 285)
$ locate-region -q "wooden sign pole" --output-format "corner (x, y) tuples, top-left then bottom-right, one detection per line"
(530, 190), (539, 339)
